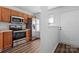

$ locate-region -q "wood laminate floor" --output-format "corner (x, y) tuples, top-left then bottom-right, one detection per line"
(54, 43), (79, 53)
(3, 39), (40, 53)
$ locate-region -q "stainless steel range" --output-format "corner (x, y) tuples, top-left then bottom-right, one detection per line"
(9, 24), (26, 40)
(9, 16), (27, 47)
(9, 16), (26, 40)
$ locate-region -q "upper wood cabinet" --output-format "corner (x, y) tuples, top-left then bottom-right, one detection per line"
(24, 14), (28, 20)
(11, 10), (19, 16)
(0, 7), (32, 23)
(23, 14), (28, 23)
(11, 10), (24, 17)
(1, 7), (11, 22)
(0, 7), (1, 21)
(18, 12), (24, 17)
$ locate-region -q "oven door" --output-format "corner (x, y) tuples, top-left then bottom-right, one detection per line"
(13, 31), (26, 40)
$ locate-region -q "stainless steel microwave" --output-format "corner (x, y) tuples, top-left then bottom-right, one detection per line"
(11, 16), (24, 24)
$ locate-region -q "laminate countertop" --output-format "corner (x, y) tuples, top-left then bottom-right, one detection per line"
(0, 30), (12, 32)
(13, 29), (30, 33)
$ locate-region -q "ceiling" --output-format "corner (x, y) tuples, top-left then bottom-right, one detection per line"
(13, 6), (58, 14)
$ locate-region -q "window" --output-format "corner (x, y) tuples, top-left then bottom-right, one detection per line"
(48, 17), (54, 26)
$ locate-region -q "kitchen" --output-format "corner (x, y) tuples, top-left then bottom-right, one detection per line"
(0, 6), (39, 52)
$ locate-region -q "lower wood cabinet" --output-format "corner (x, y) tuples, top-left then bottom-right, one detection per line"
(26, 30), (30, 42)
(3, 31), (12, 49)
(0, 31), (12, 52)
(0, 32), (3, 52)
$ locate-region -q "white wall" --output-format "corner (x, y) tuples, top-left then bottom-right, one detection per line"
(60, 10), (79, 47)
(48, 26), (59, 52)
(39, 6), (79, 53)
(40, 7), (59, 53)
(33, 11), (61, 39)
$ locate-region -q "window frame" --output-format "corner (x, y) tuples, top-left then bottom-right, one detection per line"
(48, 16), (54, 26)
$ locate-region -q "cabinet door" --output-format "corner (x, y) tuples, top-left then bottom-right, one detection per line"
(0, 7), (1, 21)
(0, 32), (3, 52)
(3, 31), (12, 49)
(1, 7), (11, 22)
(23, 14), (28, 23)
(24, 14), (28, 20)
(11, 10), (19, 16)
(26, 30), (30, 42)
(18, 12), (23, 17)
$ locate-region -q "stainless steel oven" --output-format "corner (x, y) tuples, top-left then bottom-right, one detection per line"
(9, 24), (25, 40)
(13, 31), (26, 40)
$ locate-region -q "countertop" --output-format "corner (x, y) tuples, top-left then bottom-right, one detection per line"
(0, 29), (30, 33)
(0, 30), (12, 32)
(13, 29), (30, 32)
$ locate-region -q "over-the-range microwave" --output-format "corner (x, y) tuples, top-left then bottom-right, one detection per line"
(11, 16), (24, 24)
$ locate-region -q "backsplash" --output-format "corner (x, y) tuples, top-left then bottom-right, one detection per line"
(0, 22), (26, 30)
(0, 22), (11, 30)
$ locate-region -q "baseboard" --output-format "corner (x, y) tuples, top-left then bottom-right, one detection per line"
(52, 43), (59, 53)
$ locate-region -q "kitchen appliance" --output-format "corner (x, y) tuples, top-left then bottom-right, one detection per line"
(11, 16), (24, 24)
(10, 16), (27, 46)
(9, 24), (22, 31)
(13, 31), (26, 40)
(9, 24), (26, 40)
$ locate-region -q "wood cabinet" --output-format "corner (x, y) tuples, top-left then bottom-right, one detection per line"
(0, 7), (1, 21)
(18, 12), (24, 17)
(1, 7), (11, 22)
(11, 10), (24, 17)
(11, 10), (19, 16)
(0, 6), (32, 23)
(0, 32), (3, 52)
(0, 31), (12, 52)
(24, 14), (28, 20)
(3, 31), (12, 49)
(23, 14), (28, 23)
(26, 30), (30, 42)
